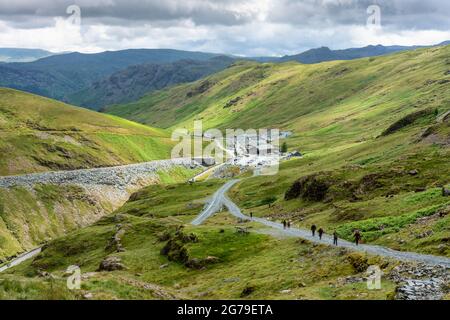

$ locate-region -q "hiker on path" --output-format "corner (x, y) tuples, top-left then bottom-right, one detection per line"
(283, 220), (287, 229)
(250, 212), (253, 219)
(311, 224), (317, 237)
(333, 231), (338, 246)
(354, 230), (362, 246)
(318, 228), (324, 240)
(287, 221), (291, 229)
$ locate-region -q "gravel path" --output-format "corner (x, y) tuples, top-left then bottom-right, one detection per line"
(192, 179), (450, 268)
(191, 180), (238, 225)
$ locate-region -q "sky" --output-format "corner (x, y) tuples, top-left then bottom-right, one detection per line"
(0, 0), (449, 56)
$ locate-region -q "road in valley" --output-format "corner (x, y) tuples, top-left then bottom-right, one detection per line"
(0, 248), (42, 273)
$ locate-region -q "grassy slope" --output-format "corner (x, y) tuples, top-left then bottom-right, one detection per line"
(1, 180), (397, 300)
(0, 88), (174, 176)
(107, 45), (449, 133)
(0, 88), (196, 261)
(2, 47), (448, 300)
(0, 166), (199, 262)
(107, 46), (450, 256)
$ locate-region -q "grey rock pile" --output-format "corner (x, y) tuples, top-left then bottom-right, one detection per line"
(0, 158), (199, 190)
(389, 263), (449, 300)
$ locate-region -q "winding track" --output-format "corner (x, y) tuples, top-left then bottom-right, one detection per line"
(192, 179), (450, 268)
(191, 180), (239, 225)
(0, 248), (41, 273)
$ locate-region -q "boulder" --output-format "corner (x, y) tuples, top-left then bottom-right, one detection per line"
(185, 258), (204, 270)
(346, 253), (369, 273)
(160, 239), (189, 264)
(185, 256), (220, 269)
(204, 256), (220, 264)
(98, 256), (125, 271)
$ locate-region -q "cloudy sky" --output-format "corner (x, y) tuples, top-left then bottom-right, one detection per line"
(0, 0), (449, 56)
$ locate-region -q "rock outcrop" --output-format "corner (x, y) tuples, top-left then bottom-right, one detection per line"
(98, 256), (126, 271)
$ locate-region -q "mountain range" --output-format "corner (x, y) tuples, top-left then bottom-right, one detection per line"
(0, 42), (448, 112)
(68, 56), (235, 110)
(252, 41), (450, 64)
(0, 49), (223, 103)
(0, 48), (56, 63)
(106, 45), (450, 131)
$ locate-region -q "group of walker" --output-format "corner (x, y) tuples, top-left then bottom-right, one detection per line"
(311, 224), (362, 246)
(282, 220), (291, 229)
(249, 213), (363, 246)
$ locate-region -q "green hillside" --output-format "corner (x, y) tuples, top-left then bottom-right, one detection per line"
(1, 47), (449, 300)
(0, 166), (199, 263)
(106, 45), (450, 256)
(107, 45), (449, 134)
(0, 180), (397, 300)
(0, 88), (174, 176)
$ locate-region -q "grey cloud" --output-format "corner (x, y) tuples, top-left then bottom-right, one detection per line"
(0, 0), (449, 29)
(267, 0), (450, 30)
(0, 0), (448, 56)
(0, 0), (255, 27)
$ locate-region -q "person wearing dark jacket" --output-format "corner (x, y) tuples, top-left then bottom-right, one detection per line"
(333, 231), (339, 246)
(354, 230), (362, 246)
(318, 228), (324, 240)
(311, 225), (317, 237)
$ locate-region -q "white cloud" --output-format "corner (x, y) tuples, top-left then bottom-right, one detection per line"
(0, 0), (448, 55)
(348, 26), (450, 47)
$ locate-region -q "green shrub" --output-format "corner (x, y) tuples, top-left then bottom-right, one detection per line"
(337, 203), (448, 241)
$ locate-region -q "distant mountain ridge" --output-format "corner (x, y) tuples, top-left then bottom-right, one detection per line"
(254, 41), (450, 64)
(69, 56), (235, 110)
(277, 44), (417, 63)
(0, 49), (223, 102)
(0, 42), (448, 111)
(0, 48), (56, 63)
(105, 45), (450, 131)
